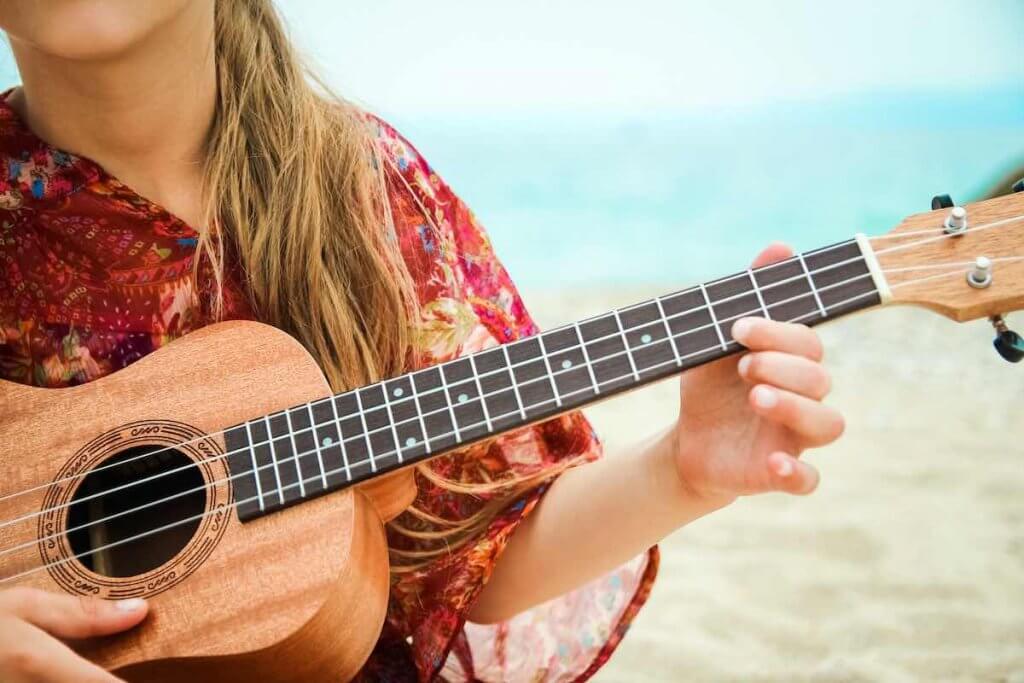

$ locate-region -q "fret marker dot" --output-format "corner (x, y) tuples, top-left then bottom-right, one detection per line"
(561, 359), (572, 369)
(641, 334), (652, 344)
(405, 437), (416, 448)
(322, 437), (333, 447)
(457, 393), (469, 403)
(392, 387), (404, 398)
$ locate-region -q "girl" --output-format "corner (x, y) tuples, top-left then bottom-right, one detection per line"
(0, 1), (843, 681)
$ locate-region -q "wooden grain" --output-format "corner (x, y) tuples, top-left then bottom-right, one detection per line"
(0, 321), (399, 681)
(877, 192), (1024, 321)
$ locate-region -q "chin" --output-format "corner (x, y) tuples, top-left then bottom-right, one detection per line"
(0, 0), (201, 61)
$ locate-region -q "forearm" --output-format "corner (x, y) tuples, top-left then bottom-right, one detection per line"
(467, 424), (731, 624)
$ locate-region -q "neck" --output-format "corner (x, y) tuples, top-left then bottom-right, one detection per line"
(5, 2), (217, 226)
(225, 238), (884, 522)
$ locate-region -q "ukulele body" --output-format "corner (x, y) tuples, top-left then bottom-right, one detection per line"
(0, 321), (416, 682)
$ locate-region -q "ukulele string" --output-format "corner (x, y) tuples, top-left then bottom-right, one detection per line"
(879, 255), (1024, 273)
(0, 267), (881, 538)
(4, 208), (1019, 510)
(0, 266), (880, 544)
(1, 210), (1021, 521)
(873, 214), (1024, 256)
(4, 258), (1014, 566)
(866, 214), (1019, 240)
(0, 284), (898, 583)
(0, 240), (887, 512)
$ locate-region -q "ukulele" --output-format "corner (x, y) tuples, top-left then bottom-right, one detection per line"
(1, 191), (1022, 682)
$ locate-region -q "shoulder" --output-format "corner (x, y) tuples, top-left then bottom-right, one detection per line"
(363, 113), (456, 217)
(0, 97), (98, 209)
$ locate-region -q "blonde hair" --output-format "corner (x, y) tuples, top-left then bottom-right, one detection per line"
(205, 0), (571, 573)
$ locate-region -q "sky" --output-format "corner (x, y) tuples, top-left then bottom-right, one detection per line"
(274, 0), (1024, 118)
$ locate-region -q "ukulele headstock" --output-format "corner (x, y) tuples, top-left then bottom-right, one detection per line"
(871, 191), (1024, 323)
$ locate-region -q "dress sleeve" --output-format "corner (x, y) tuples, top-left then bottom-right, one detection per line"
(366, 117), (659, 683)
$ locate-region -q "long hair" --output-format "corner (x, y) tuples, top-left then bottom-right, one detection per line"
(204, 0), (572, 573)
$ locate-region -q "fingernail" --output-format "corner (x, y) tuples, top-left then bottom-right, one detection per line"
(115, 598), (146, 612)
(775, 457), (794, 477)
(753, 386), (777, 409)
(732, 318), (754, 342)
(738, 354), (752, 376)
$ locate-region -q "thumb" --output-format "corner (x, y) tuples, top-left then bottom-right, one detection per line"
(1, 588), (148, 639)
(765, 452), (820, 496)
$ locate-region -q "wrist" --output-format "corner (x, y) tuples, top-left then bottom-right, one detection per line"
(650, 424), (735, 520)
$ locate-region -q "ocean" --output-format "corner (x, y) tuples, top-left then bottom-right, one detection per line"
(389, 87), (1024, 287)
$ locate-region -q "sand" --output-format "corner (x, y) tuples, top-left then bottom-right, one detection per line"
(526, 287), (1024, 683)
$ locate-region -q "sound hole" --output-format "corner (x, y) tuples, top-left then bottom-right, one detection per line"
(66, 445), (206, 578)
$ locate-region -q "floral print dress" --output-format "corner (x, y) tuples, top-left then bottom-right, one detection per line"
(0, 93), (657, 682)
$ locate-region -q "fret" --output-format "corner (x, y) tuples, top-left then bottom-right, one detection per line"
(477, 347), (522, 431)
(579, 314), (633, 392)
(287, 405), (322, 497)
(433, 364), (463, 443)
(267, 412), (302, 504)
(500, 345), (527, 422)
(312, 397), (348, 488)
(380, 381), (405, 465)
(804, 241), (880, 318)
(224, 424), (261, 521)
(748, 270), (771, 320)
(360, 385), (398, 471)
(305, 404), (328, 489)
(653, 296), (682, 366)
(661, 288), (724, 368)
(250, 418), (281, 508)
(467, 355), (494, 433)
(385, 375), (428, 462)
(752, 258), (820, 323)
(408, 375), (432, 453)
(508, 337), (557, 419)
(541, 326), (596, 407)
(797, 252), (828, 318)
(619, 301), (676, 380)
(611, 310), (641, 381)
(335, 392), (373, 482)
(573, 322), (601, 395)
(699, 282), (729, 350)
(243, 422), (264, 512)
(259, 416), (282, 505)
(706, 272), (763, 344)
(413, 367), (458, 452)
(536, 334), (563, 409)
(443, 359), (489, 443)
(283, 408), (306, 498)
(352, 387), (377, 473)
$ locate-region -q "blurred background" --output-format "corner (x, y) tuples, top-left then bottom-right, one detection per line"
(308, 1), (1021, 287)
(4, 2), (1021, 680)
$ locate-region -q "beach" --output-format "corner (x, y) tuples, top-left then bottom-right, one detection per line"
(527, 288), (1024, 682)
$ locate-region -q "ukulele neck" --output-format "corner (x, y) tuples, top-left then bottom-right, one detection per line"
(224, 238), (883, 521)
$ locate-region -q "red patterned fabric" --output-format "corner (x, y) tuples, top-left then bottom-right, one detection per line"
(0, 93), (656, 682)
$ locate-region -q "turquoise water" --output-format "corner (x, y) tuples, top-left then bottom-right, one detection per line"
(391, 88), (1024, 287)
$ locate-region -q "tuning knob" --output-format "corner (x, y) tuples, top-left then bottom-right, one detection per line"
(991, 316), (1024, 363)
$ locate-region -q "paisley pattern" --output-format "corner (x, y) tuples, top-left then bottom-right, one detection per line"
(0, 94), (656, 682)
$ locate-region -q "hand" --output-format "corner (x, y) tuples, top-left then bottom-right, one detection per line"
(0, 587), (148, 683)
(672, 244), (845, 503)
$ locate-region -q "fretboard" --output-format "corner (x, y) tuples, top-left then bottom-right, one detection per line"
(225, 239), (881, 521)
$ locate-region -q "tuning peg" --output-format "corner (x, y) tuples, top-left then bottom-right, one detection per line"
(1012, 177), (1024, 194)
(991, 316), (1024, 364)
(931, 194), (955, 210)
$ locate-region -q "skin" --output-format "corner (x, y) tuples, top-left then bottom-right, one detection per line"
(0, 1), (845, 678)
